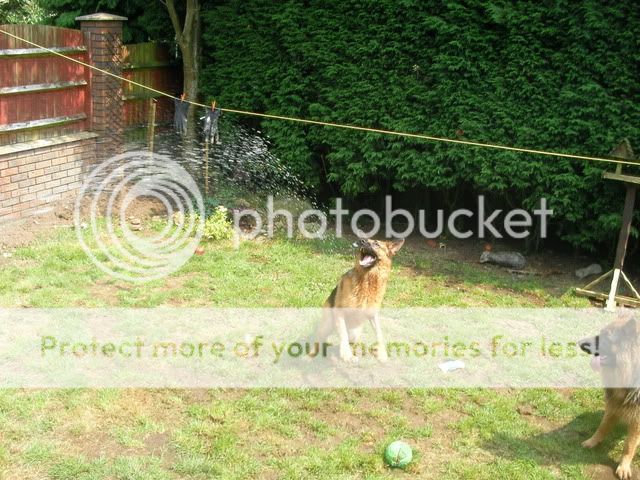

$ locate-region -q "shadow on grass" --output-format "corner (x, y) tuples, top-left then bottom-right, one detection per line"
(484, 411), (627, 473)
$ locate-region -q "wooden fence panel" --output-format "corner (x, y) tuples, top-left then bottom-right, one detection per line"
(0, 28), (179, 146)
(0, 24), (89, 145)
(122, 42), (179, 126)
(0, 24), (84, 49)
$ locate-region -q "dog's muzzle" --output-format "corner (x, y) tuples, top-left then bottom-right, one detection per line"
(578, 336), (598, 355)
(353, 239), (377, 268)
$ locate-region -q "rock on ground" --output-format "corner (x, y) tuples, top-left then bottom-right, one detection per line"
(479, 251), (527, 270)
(575, 263), (603, 279)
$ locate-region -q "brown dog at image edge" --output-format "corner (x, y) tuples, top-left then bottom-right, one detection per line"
(579, 315), (640, 480)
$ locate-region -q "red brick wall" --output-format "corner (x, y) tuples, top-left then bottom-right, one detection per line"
(0, 134), (96, 220)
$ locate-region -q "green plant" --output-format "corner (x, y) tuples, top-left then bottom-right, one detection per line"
(202, 206), (234, 241)
(172, 206), (233, 241)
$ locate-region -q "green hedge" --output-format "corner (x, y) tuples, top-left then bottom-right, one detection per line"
(200, 1), (639, 252)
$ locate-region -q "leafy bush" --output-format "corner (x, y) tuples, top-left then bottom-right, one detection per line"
(202, 206), (234, 241)
(173, 206), (233, 242)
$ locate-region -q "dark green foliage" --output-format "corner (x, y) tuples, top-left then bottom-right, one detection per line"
(201, 1), (640, 252)
(36, 0), (172, 44)
(0, 0), (48, 23)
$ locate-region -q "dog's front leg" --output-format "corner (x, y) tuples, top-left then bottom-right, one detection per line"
(582, 410), (617, 448)
(370, 313), (388, 363)
(617, 421), (640, 480)
(335, 313), (355, 363)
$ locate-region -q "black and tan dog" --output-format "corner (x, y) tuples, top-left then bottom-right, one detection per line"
(579, 315), (640, 479)
(313, 238), (404, 363)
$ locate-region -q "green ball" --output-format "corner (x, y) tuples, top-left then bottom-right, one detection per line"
(384, 440), (412, 468)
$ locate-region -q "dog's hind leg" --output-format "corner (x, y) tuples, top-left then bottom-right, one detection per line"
(616, 421), (640, 480)
(315, 308), (335, 340)
(307, 308), (334, 357)
(582, 410), (618, 448)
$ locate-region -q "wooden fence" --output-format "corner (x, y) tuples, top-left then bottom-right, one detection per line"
(0, 25), (179, 146)
(122, 42), (179, 126)
(0, 24), (90, 146)
(0, 17), (181, 221)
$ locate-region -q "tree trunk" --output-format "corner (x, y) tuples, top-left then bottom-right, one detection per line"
(182, 39), (199, 137)
(165, 0), (201, 135)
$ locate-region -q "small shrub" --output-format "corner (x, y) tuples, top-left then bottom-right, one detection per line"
(172, 206), (234, 241)
(203, 206), (234, 241)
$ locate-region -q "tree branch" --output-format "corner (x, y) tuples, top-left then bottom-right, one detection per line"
(183, 0), (199, 45)
(165, 0), (183, 45)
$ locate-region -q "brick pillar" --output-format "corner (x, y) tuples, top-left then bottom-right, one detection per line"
(76, 13), (127, 164)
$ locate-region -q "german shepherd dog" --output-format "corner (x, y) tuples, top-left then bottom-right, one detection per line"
(312, 238), (404, 363)
(579, 315), (640, 479)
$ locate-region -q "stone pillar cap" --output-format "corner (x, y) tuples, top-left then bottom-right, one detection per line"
(75, 13), (128, 22)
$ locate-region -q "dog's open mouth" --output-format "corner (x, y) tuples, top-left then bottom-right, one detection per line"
(359, 248), (377, 268)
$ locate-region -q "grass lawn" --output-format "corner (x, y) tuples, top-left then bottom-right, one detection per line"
(0, 229), (624, 479)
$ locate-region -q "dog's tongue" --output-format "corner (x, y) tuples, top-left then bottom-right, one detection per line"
(360, 255), (375, 267)
(590, 355), (602, 371)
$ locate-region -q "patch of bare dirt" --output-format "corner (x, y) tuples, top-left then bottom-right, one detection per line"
(89, 279), (134, 306)
(585, 464), (631, 480)
(143, 431), (173, 456)
(0, 191), (167, 251)
(0, 194), (76, 250)
(69, 428), (175, 464)
(61, 389), (190, 462)
(405, 235), (593, 278)
(70, 429), (131, 459)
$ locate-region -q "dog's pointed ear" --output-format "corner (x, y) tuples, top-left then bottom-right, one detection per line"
(624, 316), (640, 336)
(619, 307), (639, 334)
(387, 239), (404, 256)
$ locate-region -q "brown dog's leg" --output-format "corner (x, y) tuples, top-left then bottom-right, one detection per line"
(616, 421), (640, 480)
(307, 308), (334, 357)
(582, 410), (618, 448)
(335, 312), (355, 362)
(313, 308), (334, 342)
(369, 313), (388, 363)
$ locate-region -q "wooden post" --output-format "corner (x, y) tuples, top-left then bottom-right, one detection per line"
(203, 138), (210, 197)
(147, 98), (156, 153)
(575, 139), (640, 309)
(606, 184), (637, 311)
